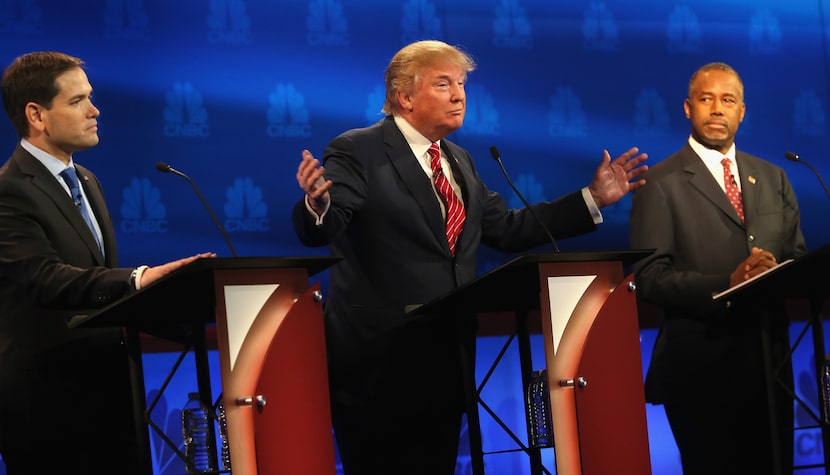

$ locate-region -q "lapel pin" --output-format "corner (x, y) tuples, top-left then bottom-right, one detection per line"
(748, 176), (756, 184)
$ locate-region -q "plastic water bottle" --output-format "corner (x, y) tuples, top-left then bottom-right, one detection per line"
(216, 398), (232, 471)
(182, 392), (213, 473)
(822, 358), (830, 425)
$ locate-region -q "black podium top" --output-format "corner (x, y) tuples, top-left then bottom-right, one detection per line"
(67, 256), (339, 330)
(713, 244), (830, 304)
(408, 250), (652, 315)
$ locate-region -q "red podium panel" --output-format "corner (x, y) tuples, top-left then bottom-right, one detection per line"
(212, 267), (336, 475)
(69, 256), (339, 475)
(539, 262), (649, 475)
(575, 274), (650, 475)
(251, 284), (334, 474)
(411, 250), (652, 475)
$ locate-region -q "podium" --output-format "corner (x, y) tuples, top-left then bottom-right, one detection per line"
(411, 250), (653, 475)
(714, 244), (830, 474)
(68, 256), (339, 475)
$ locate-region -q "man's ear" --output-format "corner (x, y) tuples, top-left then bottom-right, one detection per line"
(396, 90), (413, 112)
(25, 102), (46, 133)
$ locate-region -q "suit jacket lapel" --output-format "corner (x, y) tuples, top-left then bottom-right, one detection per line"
(15, 147), (106, 265)
(382, 118), (449, 247)
(441, 140), (478, 252)
(441, 142), (471, 202)
(681, 146), (745, 227)
(735, 152), (759, 225)
(75, 164), (113, 265)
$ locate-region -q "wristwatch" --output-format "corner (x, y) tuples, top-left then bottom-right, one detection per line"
(129, 265), (149, 290)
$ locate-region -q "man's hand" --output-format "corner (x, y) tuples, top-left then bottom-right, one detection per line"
(297, 149), (332, 215)
(729, 247), (778, 287)
(140, 252), (217, 288)
(588, 147), (648, 208)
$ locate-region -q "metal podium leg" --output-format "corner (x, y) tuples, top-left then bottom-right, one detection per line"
(192, 322), (219, 471)
(125, 326), (152, 474)
(517, 311), (543, 475)
(760, 312), (784, 475)
(809, 300), (830, 475)
(460, 334), (485, 475)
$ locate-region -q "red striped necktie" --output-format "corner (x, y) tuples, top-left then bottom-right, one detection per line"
(428, 143), (465, 255)
(721, 158), (744, 223)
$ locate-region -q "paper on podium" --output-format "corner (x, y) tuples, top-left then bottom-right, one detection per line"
(712, 258), (794, 301)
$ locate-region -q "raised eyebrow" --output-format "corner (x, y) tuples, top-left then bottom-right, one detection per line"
(699, 90), (737, 97)
(696, 91), (734, 99)
(68, 91), (92, 102)
(434, 73), (466, 83)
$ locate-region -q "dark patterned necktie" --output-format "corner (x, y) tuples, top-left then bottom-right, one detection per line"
(60, 167), (104, 256)
(721, 158), (744, 223)
(428, 143), (465, 255)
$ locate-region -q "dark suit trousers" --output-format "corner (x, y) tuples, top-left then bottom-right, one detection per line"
(329, 316), (472, 475)
(0, 339), (142, 475)
(664, 395), (793, 475)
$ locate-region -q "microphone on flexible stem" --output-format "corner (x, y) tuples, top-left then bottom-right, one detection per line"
(784, 151), (830, 199)
(489, 145), (560, 253)
(155, 162), (238, 257)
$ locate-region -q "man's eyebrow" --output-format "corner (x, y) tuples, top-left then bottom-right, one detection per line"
(64, 88), (92, 101)
(433, 73), (466, 82)
(695, 90), (736, 97)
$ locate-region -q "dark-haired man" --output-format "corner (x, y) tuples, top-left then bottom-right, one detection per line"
(630, 62), (807, 474)
(0, 51), (214, 474)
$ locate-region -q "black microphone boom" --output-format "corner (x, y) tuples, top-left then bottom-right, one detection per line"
(489, 146), (560, 253)
(155, 161), (238, 257)
(784, 151), (830, 199)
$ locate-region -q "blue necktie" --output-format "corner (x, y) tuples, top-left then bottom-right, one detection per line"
(59, 167), (104, 257)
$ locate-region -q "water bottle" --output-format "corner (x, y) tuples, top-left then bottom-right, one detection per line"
(822, 358), (830, 425)
(182, 392), (213, 473)
(526, 369), (554, 448)
(216, 397), (232, 471)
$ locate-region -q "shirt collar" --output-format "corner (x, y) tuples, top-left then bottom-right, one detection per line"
(20, 138), (76, 178)
(688, 135), (736, 166)
(393, 115), (439, 159)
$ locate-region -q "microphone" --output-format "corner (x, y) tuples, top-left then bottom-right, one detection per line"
(155, 162), (238, 257)
(785, 151), (830, 199)
(489, 146), (560, 252)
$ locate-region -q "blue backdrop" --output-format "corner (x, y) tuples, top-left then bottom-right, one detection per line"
(1, 0), (829, 474)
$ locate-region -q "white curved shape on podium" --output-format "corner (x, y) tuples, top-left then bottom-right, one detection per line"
(546, 275), (596, 355)
(223, 284), (279, 371)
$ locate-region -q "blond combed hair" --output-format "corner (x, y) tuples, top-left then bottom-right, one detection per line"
(382, 40), (476, 116)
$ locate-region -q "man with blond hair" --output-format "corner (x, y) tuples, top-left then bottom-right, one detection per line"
(294, 40), (648, 474)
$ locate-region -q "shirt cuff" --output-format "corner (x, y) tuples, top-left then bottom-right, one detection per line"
(304, 195), (330, 226)
(581, 187), (603, 225)
(130, 265), (150, 290)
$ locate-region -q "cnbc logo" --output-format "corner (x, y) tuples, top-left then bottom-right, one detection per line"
(266, 84), (312, 138)
(207, 0), (252, 44)
(163, 83), (210, 138)
(224, 177), (269, 232)
(306, 0), (350, 46)
(119, 177), (168, 233)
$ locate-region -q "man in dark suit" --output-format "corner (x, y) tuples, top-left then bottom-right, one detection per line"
(630, 62), (807, 474)
(0, 51), (214, 474)
(293, 40), (648, 475)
